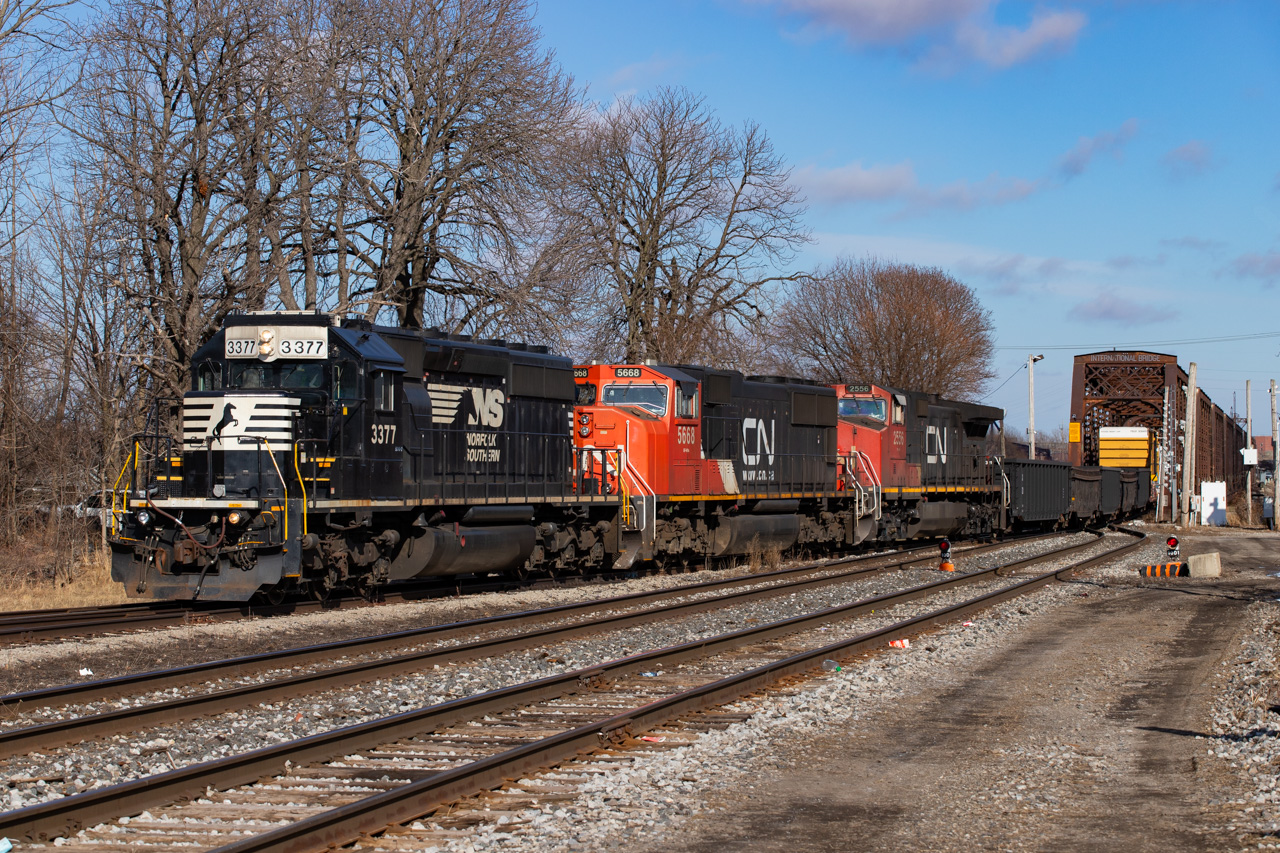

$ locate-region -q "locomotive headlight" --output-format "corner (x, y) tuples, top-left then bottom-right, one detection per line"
(259, 329), (275, 357)
(578, 413), (591, 425)
(579, 425), (591, 437)
(136, 509), (153, 527)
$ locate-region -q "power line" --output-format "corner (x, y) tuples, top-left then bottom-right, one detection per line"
(993, 330), (1280, 351)
(981, 362), (1026, 402)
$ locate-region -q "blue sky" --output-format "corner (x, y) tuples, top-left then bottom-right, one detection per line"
(534, 0), (1280, 437)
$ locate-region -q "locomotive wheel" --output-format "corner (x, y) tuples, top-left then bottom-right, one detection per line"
(262, 583), (290, 606)
(306, 580), (333, 603)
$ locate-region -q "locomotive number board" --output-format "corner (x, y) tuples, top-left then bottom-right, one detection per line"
(225, 326), (329, 361)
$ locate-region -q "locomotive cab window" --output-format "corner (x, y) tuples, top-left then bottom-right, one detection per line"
(196, 361), (222, 391)
(231, 363), (268, 389)
(892, 397), (905, 425)
(228, 361), (324, 390)
(575, 382), (597, 405)
(838, 397), (885, 421)
(279, 362), (324, 389)
(602, 383), (668, 417)
(675, 384), (699, 419)
(333, 360), (360, 399)
(372, 371), (395, 411)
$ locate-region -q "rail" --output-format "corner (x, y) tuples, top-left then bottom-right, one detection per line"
(0, 528), (1141, 845)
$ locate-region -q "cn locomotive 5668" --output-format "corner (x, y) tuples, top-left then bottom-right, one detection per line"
(109, 310), (1151, 601)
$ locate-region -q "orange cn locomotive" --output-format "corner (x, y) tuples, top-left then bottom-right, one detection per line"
(573, 363), (869, 570)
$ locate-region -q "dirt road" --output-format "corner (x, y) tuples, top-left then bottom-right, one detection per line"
(658, 530), (1280, 853)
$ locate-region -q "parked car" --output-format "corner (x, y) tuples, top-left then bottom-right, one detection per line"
(73, 492), (113, 528)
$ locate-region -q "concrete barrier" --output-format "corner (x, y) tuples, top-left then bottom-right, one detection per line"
(1187, 552), (1222, 578)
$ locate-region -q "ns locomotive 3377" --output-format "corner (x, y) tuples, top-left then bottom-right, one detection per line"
(110, 311), (622, 601)
(109, 311), (1153, 601)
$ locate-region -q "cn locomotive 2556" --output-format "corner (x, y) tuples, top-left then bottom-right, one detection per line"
(109, 311), (1151, 601)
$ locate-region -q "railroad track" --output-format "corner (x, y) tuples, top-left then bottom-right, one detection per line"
(0, 534), (1041, 755)
(0, 533), (1039, 646)
(0, 527), (1142, 848)
(0, 571), (649, 646)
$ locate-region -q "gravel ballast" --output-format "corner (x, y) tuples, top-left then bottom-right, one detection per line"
(1, 534), (1104, 815)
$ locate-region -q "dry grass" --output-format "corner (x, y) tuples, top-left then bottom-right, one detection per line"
(0, 538), (130, 613)
(744, 535), (784, 574)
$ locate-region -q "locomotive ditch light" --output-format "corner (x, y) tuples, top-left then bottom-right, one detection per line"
(227, 510), (246, 526)
(136, 509), (153, 527)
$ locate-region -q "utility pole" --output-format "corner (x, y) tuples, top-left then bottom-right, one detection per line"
(1180, 363), (1197, 526)
(1028, 354), (1044, 459)
(1271, 380), (1278, 530)
(1247, 379), (1252, 526)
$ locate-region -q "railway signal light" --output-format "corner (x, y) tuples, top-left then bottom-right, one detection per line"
(939, 539), (955, 572)
(1166, 535), (1180, 559)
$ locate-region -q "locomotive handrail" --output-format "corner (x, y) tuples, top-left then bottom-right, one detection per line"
(291, 443), (308, 535)
(853, 450), (882, 521)
(294, 438), (329, 507)
(245, 436), (290, 543)
(108, 443), (138, 537)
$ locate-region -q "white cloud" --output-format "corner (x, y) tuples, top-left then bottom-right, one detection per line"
(1162, 140), (1213, 180)
(756, 0), (985, 44)
(605, 53), (695, 93)
(1228, 252), (1280, 283)
(748, 0), (1087, 70)
(1059, 119), (1140, 178)
(949, 9), (1086, 69)
(796, 160), (1046, 214)
(794, 161), (918, 203)
(1068, 293), (1177, 324)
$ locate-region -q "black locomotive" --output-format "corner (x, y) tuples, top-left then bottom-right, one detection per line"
(110, 312), (621, 601)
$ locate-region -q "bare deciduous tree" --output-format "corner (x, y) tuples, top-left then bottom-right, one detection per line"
(0, 0), (69, 543)
(69, 0), (281, 398)
(550, 87), (808, 365)
(343, 0), (576, 330)
(774, 257), (996, 399)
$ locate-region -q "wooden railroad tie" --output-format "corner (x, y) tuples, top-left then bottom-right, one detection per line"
(1141, 562), (1186, 578)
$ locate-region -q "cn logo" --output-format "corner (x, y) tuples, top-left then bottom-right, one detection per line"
(468, 388), (505, 428)
(742, 418), (775, 466)
(926, 424), (947, 465)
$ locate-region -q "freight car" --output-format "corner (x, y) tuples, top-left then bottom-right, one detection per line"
(109, 311), (621, 601)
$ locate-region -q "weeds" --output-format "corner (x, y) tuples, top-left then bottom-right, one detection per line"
(0, 532), (128, 612)
(744, 534), (784, 574)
